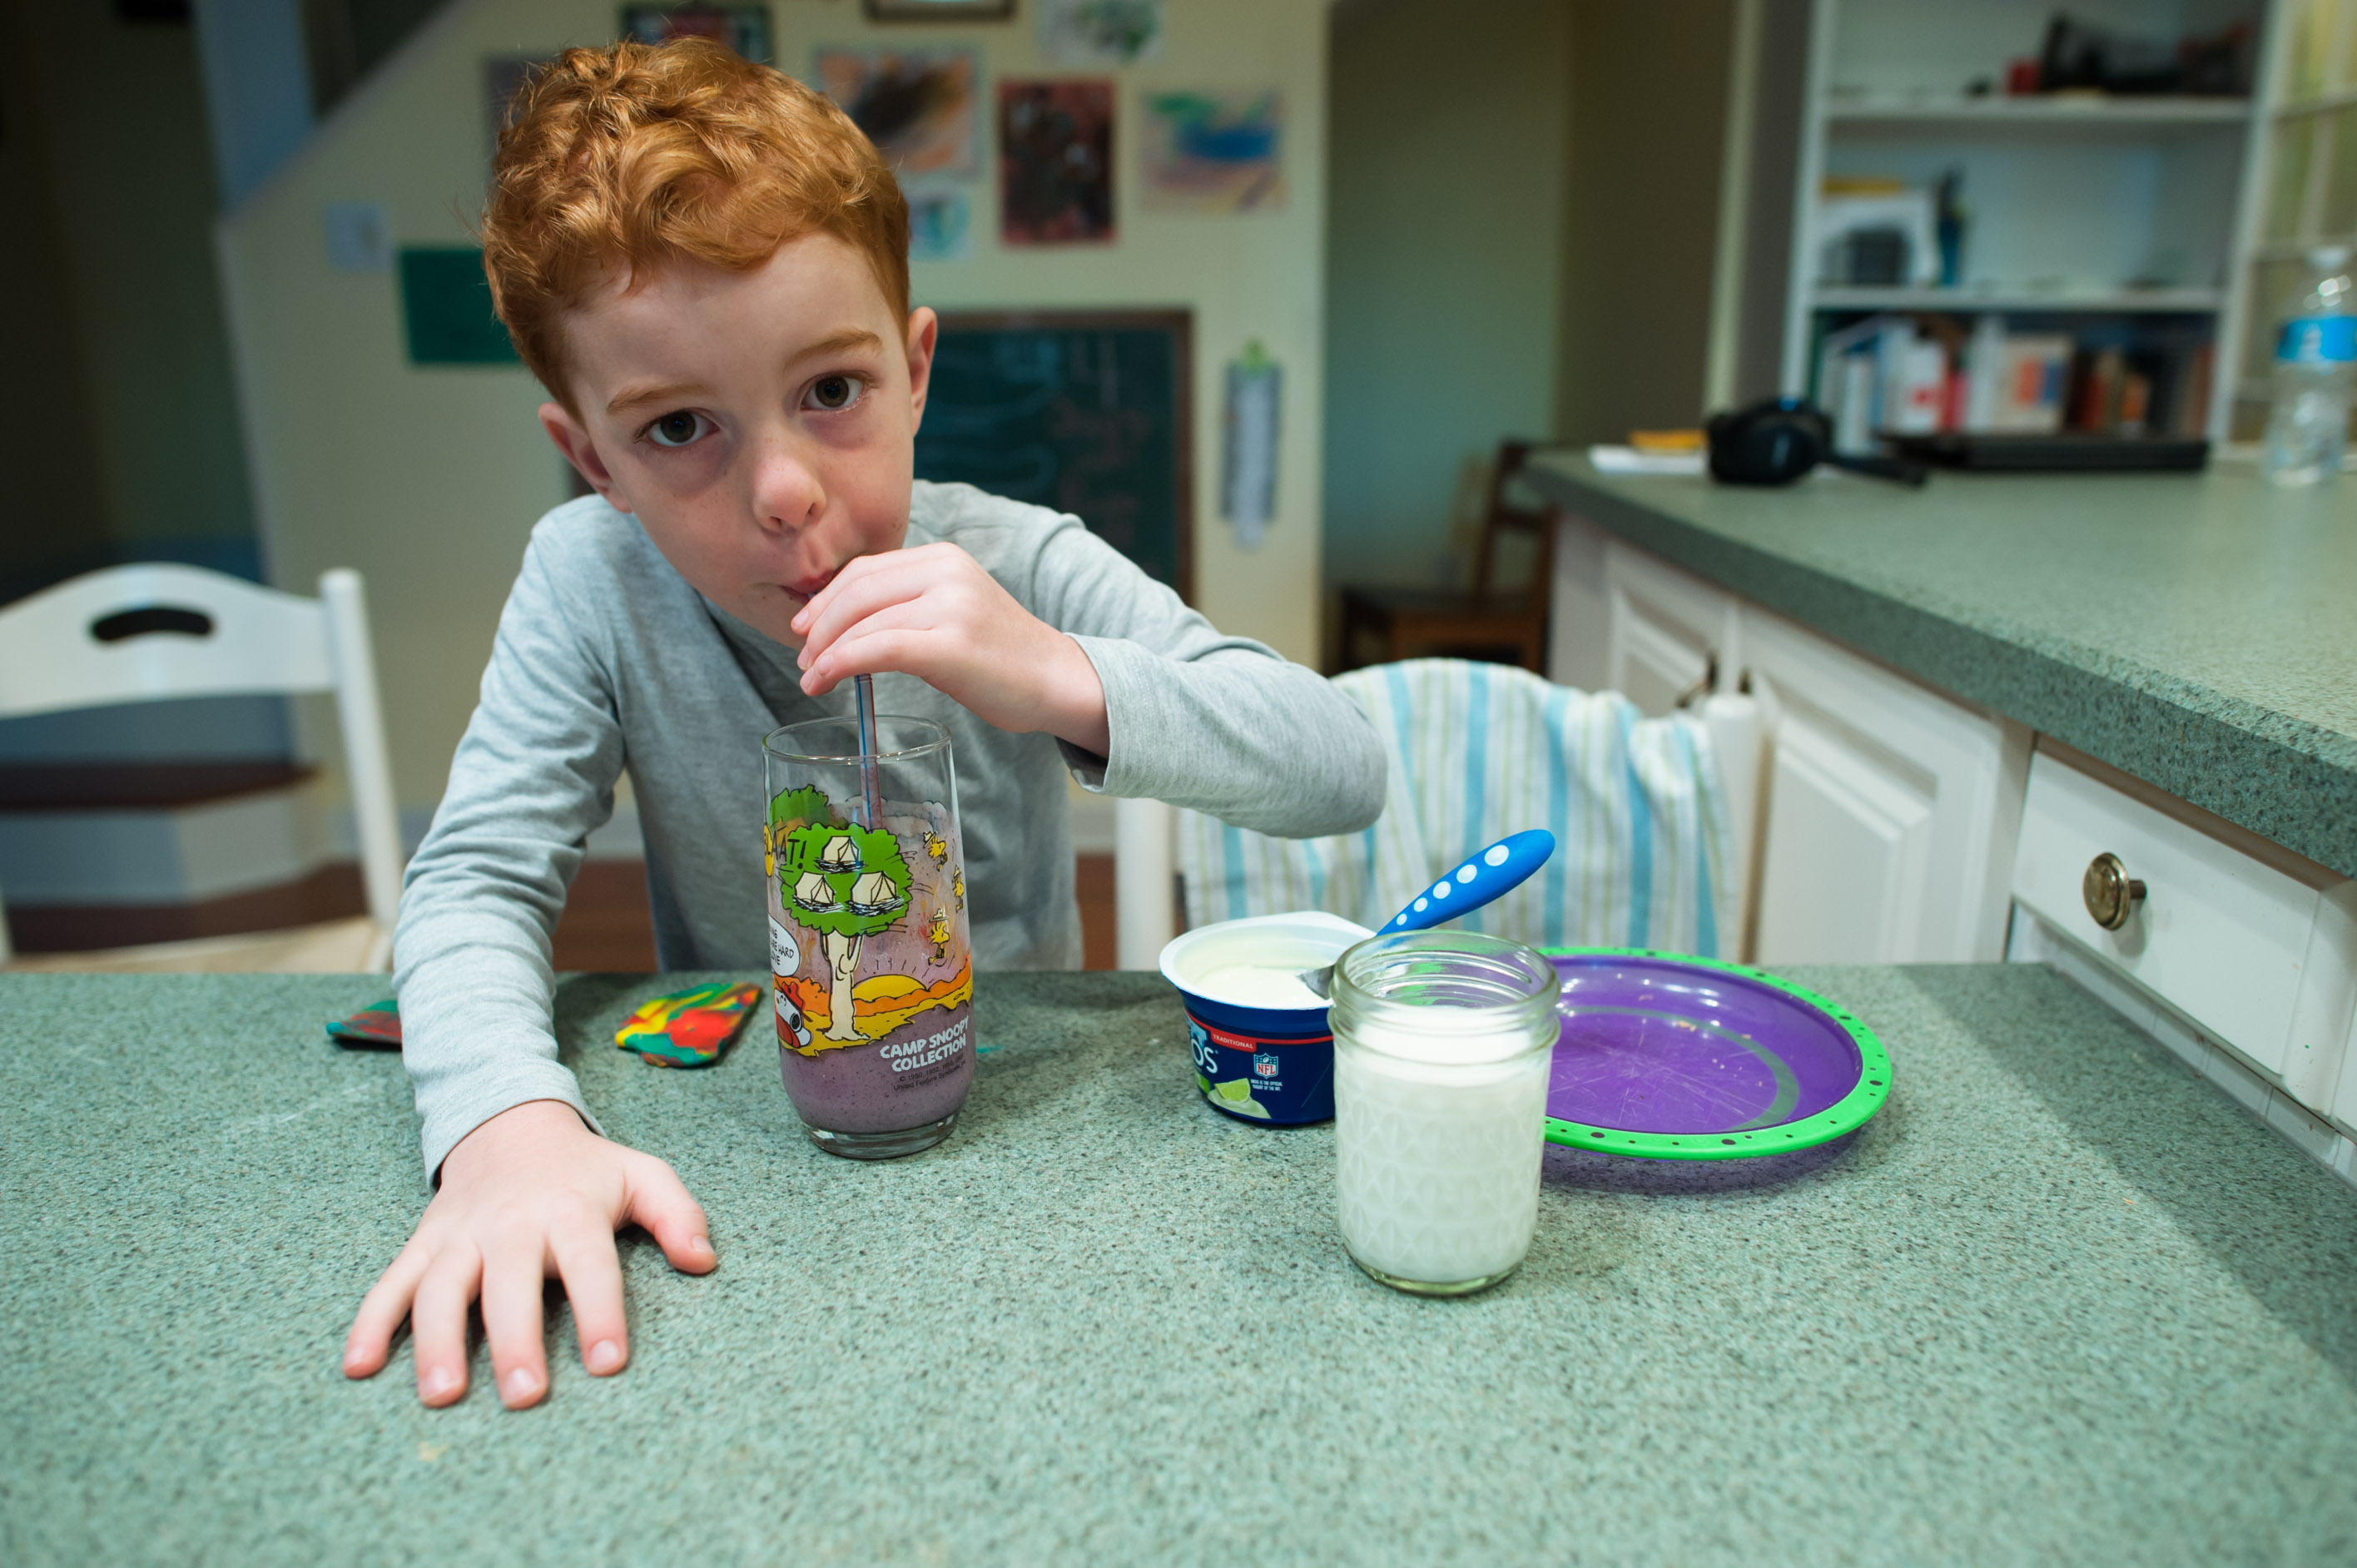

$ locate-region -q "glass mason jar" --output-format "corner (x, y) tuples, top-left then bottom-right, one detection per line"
(1328, 931), (1561, 1295)
(763, 716), (973, 1159)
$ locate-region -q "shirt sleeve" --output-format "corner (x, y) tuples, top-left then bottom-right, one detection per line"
(393, 535), (621, 1179)
(1020, 517), (1387, 839)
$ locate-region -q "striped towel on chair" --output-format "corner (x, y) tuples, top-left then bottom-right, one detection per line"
(1176, 658), (1736, 955)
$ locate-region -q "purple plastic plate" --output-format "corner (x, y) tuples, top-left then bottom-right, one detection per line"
(1542, 949), (1891, 1161)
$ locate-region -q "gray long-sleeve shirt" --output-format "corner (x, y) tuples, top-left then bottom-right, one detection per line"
(394, 481), (1387, 1176)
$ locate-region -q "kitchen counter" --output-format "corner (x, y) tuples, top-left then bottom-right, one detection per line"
(1525, 453), (2357, 879)
(6, 968), (2357, 1564)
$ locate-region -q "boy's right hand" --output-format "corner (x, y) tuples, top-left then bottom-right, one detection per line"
(341, 1099), (716, 1409)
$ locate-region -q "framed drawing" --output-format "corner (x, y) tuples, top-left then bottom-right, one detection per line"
(864, 0), (1015, 20)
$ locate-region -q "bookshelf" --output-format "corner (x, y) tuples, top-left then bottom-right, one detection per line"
(1746, 0), (2275, 442)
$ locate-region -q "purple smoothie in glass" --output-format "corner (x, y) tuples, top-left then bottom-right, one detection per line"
(765, 771), (974, 1158)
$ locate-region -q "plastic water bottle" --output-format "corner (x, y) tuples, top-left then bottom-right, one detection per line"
(2261, 245), (2356, 488)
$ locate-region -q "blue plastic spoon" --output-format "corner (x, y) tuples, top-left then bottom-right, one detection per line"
(1297, 828), (1557, 1000)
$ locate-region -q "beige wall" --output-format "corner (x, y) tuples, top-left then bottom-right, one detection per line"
(218, 0), (1329, 812)
(4, 2), (253, 569)
(1553, 0), (1736, 443)
(1322, 0), (1570, 596)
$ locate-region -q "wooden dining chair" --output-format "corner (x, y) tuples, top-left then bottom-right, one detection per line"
(1337, 439), (1558, 675)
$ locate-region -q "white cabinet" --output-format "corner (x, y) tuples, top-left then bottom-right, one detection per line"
(1546, 525), (2031, 965)
(2012, 745), (2357, 1115)
(1547, 514), (1611, 695)
(1602, 542), (1739, 718)
(1743, 608), (2029, 965)
(1550, 521), (1734, 712)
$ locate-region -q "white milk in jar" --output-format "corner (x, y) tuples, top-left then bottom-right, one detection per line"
(1327, 932), (1561, 1295)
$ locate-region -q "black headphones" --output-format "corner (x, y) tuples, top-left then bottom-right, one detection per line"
(1705, 396), (1927, 487)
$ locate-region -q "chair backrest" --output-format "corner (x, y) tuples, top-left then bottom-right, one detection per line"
(0, 563), (405, 960)
(0, 564), (336, 718)
(1471, 439), (1558, 607)
(1174, 658), (1744, 957)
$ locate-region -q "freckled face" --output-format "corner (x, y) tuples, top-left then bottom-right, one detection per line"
(538, 233), (936, 647)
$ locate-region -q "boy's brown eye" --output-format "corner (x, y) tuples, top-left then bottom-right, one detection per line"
(649, 411), (702, 448)
(808, 375), (862, 411)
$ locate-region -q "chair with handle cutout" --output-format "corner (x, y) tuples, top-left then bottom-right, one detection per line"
(0, 564), (403, 970)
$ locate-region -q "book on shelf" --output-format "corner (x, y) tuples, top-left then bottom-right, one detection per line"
(1816, 314), (2211, 442)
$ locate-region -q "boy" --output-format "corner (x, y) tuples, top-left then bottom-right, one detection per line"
(340, 39), (1385, 1411)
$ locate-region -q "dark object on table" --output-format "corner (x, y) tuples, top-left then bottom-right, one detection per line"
(1337, 440), (1556, 674)
(1705, 398), (1928, 487)
(1881, 431), (2211, 473)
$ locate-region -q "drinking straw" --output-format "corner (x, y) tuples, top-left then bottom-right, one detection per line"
(854, 672), (882, 828)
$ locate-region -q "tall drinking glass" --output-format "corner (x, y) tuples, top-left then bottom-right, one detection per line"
(1328, 931), (1561, 1295)
(763, 716), (973, 1159)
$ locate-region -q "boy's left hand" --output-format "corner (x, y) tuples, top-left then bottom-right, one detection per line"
(791, 542), (1111, 757)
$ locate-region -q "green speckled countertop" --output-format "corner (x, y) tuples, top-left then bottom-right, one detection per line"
(5, 968), (2356, 1564)
(1526, 454), (2357, 878)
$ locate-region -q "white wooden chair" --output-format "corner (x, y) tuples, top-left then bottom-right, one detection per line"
(0, 565), (402, 970)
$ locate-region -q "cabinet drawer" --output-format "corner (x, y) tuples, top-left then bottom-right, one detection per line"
(2012, 747), (2355, 1099)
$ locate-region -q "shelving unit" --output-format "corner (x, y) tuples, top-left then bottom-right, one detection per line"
(1760, 0), (2275, 439)
(1811, 285), (2226, 311)
(1823, 96), (2255, 128)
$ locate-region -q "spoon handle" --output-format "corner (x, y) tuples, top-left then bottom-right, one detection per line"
(1384, 829), (1556, 933)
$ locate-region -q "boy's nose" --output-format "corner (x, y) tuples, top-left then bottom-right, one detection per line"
(748, 437), (826, 533)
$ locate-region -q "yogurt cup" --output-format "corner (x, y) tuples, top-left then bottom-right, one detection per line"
(1159, 911), (1372, 1125)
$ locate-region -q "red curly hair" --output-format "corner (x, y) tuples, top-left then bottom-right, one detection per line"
(482, 39), (909, 409)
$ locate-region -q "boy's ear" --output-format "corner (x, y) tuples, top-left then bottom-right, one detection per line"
(538, 402), (632, 514)
(904, 306), (939, 431)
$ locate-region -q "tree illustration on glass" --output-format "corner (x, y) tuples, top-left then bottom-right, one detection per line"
(773, 786), (911, 1043)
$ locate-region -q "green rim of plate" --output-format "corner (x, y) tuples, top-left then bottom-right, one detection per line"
(1539, 946), (1893, 1161)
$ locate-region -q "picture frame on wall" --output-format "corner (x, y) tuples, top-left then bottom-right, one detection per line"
(864, 0), (1015, 21)
(620, 3), (773, 63)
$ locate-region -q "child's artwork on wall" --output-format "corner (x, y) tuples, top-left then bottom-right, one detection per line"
(1223, 341), (1280, 549)
(322, 202), (390, 272)
(1036, 0), (1164, 65)
(1142, 91), (1283, 213)
(1000, 80), (1114, 245)
(812, 47), (980, 178)
(399, 248), (520, 365)
(621, 2), (773, 63)
(906, 186), (973, 262)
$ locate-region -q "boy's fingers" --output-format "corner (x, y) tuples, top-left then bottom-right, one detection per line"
(479, 1243), (550, 1410)
(794, 541), (963, 631)
(623, 1155), (717, 1274)
(799, 608), (940, 693)
(409, 1245), (483, 1407)
(548, 1220), (629, 1376)
(794, 554), (940, 661)
(344, 1239), (434, 1377)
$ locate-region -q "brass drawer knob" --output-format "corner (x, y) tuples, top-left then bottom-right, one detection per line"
(2082, 852), (2146, 931)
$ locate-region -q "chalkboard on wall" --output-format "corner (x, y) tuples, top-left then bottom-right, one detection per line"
(916, 311), (1193, 601)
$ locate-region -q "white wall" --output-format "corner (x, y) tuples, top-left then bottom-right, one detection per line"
(1322, 0), (1570, 594)
(218, 0), (1329, 813)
